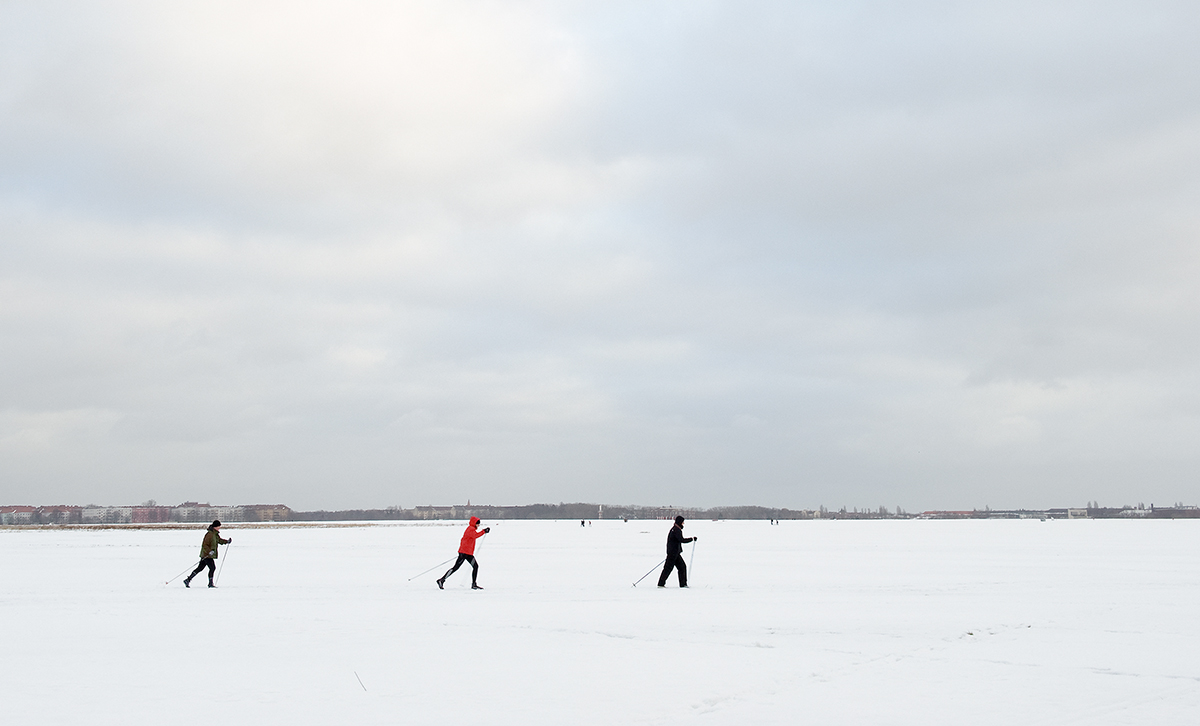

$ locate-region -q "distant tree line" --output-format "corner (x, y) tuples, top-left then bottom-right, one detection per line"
(290, 503), (857, 522)
(287, 502), (1200, 522)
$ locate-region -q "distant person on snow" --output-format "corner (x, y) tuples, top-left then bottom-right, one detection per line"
(438, 516), (490, 590)
(184, 520), (231, 588)
(657, 516), (696, 588)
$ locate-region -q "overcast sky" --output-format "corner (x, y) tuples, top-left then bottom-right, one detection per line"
(2, 1), (1199, 511)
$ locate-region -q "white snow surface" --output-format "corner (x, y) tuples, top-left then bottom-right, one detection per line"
(2, 519), (1198, 725)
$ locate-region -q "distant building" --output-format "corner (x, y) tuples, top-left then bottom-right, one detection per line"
(244, 505), (291, 522)
(1, 506), (36, 525)
(132, 506), (172, 524)
(212, 506), (243, 522)
(413, 505), (458, 520)
(81, 507), (133, 524)
(39, 506), (82, 525)
(172, 502), (217, 523)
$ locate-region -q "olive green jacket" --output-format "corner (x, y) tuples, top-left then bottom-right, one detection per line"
(200, 528), (230, 559)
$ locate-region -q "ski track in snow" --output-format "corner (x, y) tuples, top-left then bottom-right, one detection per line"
(2, 519), (1199, 725)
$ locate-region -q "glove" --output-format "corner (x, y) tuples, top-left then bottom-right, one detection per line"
(693, 536), (698, 542)
(484, 527), (491, 533)
(227, 538), (233, 543)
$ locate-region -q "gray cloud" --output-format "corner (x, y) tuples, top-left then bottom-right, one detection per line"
(2, 1), (1199, 510)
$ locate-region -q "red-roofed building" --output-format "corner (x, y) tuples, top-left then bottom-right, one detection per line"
(0, 506), (36, 525)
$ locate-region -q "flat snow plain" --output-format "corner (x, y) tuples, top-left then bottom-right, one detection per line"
(2, 519), (1198, 725)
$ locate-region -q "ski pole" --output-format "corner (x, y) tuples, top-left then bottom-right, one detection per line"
(215, 542), (232, 586)
(166, 561), (200, 585)
(688, 540), (696, 580)
(632, 559), (666, 587)
(408, 557), (455, 582)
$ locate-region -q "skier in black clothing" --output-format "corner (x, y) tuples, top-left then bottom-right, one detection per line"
(657, 516), (696, 588)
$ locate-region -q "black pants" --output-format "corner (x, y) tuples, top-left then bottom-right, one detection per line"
(657, 553), (687, 587)
(442, 554), (478, 584)
(188, 558), (216, 583)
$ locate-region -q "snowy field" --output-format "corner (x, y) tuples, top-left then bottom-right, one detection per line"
(2, 519), (1198, 725)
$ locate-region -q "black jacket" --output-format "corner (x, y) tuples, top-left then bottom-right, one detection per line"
(665, 524), (695, 555)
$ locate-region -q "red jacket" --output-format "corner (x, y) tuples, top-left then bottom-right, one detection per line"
(458, 517), (485, 555)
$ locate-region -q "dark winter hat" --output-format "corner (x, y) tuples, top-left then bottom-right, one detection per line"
(211, 519), (222, 528)
(674, 516), (685, 525)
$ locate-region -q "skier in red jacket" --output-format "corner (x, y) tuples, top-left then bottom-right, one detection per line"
(438, 516), (490, 590)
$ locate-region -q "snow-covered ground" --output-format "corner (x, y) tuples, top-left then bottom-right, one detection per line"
(2, 518), (1198, 725)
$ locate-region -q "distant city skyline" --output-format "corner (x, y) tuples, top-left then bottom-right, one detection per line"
(3, 2), (1200, 511)
(4, 498), (1197, 528)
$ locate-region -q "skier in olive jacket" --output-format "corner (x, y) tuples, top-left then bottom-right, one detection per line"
(657, 516), (697, 588)
(184, 520), (231, 588)
(438, 516), (490, 590)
